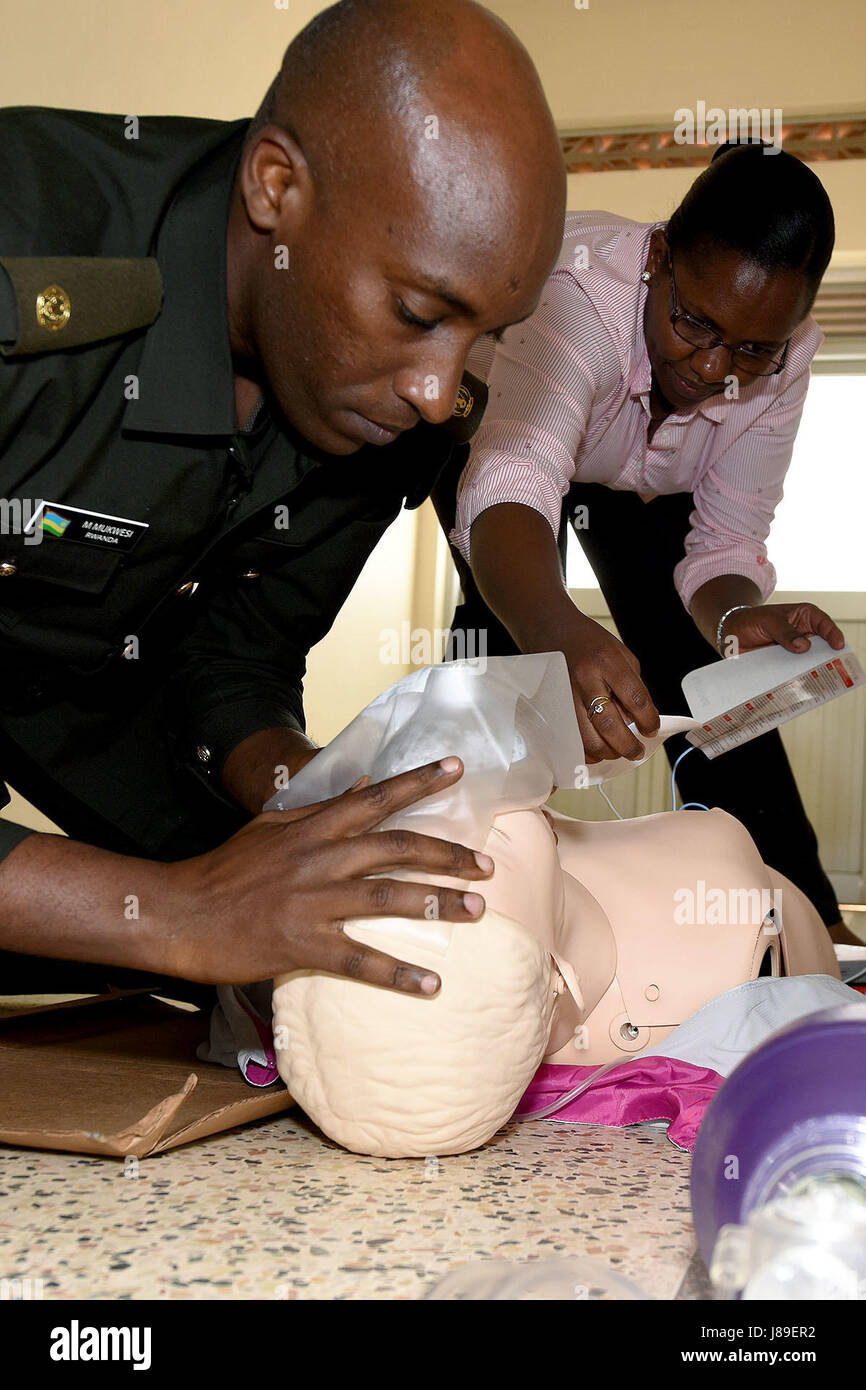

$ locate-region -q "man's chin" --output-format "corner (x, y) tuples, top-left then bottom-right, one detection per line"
(277, 404), (367, 456)
(313, 432), (366, 456)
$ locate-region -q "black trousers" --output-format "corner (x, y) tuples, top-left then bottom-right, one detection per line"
(448, 482), (839, 926)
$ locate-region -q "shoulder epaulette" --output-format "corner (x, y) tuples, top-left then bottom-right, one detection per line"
(0, 256), (163, 356)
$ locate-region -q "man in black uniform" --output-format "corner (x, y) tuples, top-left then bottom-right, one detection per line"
(0, 0), (566, 997)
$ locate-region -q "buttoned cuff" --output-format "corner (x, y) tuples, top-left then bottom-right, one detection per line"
(451, 458), (566, 565)
(187, 695), (306, 785)
(676, 552), (777, 613)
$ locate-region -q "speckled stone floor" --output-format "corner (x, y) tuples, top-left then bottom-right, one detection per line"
(0, 1107), (709, 1300)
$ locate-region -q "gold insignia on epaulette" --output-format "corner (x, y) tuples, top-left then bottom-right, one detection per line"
(35, 284), (71, 332)
(453, 383), (473, 418)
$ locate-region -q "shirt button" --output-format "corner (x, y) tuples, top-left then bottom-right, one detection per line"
(0, 561), (17, 577)
(196, 745), (212, 764)
(655, 430), (671, 446)
(175, 579), (200, 597)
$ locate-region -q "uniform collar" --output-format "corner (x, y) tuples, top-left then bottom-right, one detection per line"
(123, 122), (248, 437)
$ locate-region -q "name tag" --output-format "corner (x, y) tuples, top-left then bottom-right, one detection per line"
(26, 501), (149, 553)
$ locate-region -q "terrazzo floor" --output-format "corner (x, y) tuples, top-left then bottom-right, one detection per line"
(0, 1106), (709, 1300)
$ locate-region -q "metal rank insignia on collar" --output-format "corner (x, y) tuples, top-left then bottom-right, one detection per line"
(453, 382), (474, 418)
(35, 283), (72, 332)
(442, 370), (488, 444)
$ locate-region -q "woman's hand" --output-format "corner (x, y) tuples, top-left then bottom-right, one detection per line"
(560, 611), (661, 764)
(723, 602), (845, 655)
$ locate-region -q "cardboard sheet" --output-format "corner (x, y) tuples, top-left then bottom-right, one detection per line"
(0, 991), (295, 1157)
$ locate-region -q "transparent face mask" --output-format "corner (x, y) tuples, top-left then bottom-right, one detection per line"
(264, 652), (699, 847)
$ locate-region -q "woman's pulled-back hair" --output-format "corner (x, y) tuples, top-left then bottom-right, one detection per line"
(667, 141), (835, 297)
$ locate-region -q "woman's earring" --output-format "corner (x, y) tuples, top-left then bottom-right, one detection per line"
(640, 270), (653, 283)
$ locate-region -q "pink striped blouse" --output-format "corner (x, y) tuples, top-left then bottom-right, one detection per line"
(453, 211), (822, 610)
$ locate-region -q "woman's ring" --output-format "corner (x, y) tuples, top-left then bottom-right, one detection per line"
(587, 695), (610, 718)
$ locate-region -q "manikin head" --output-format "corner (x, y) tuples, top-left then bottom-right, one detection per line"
(273, 804), (839, 1158)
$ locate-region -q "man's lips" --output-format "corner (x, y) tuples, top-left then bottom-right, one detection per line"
(348, 409), (414, 446)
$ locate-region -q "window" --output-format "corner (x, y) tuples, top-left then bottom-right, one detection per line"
(565, 375), (866, 593)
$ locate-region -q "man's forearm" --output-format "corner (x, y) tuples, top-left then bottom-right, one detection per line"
(0, 832), (182, 975)
(690, 575), (762, 652)
(221, 726), (319, 813)
(469, 503), (577, 648)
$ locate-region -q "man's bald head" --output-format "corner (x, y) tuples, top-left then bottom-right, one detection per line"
(229, 0), (565, 454)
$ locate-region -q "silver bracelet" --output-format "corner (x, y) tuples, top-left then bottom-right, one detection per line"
(716, 604), (750, 656)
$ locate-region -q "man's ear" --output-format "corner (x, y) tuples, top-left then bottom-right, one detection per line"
(239, 126), (312, 233)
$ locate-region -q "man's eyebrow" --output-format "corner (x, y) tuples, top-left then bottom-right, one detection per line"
(410, 275), (476, 316)
(409, 275), (535, 334)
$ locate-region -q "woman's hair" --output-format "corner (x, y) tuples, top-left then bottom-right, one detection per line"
(666, 141), (835, 296)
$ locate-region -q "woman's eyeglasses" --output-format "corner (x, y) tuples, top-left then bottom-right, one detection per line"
(666, 253), (790, 376)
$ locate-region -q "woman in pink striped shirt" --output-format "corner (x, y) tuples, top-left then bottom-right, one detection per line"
(439, 142), (850, 939)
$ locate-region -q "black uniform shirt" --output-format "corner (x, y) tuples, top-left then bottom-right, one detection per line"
(0, 108), (472, 860)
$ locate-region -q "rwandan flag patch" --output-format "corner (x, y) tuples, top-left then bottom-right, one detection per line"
(26, 502), (149, 552)
(41, 509), (71, 537)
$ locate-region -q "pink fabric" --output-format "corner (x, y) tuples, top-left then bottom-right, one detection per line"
(516, 1055), (725, 1151)
(454, 210), (822, 611)
(235, 990), (280, 1087)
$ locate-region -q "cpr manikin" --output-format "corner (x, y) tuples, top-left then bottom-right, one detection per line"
(269, 657), (839, 1159)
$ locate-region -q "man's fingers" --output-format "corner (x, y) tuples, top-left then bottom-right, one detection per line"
(330, 939), (442, 996)
(332, 878), (486, 925)
(331, 829), (494, 882)
(318, 757), (465, 835)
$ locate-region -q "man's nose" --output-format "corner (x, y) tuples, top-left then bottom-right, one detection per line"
(393, 353), (466, 427)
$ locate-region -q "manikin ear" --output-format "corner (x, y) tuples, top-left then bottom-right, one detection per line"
(238, 125), (313, 235)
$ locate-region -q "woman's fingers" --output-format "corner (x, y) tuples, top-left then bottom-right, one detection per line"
(608, 670), (660, 738)
(792, 603), (845, 650)
(585, 695), (646, 760)
(730, 603), (845, 655)
(575, 679), (645, 761)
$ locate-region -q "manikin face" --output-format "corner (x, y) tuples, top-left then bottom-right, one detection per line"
(271, 807), (615, 1157)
